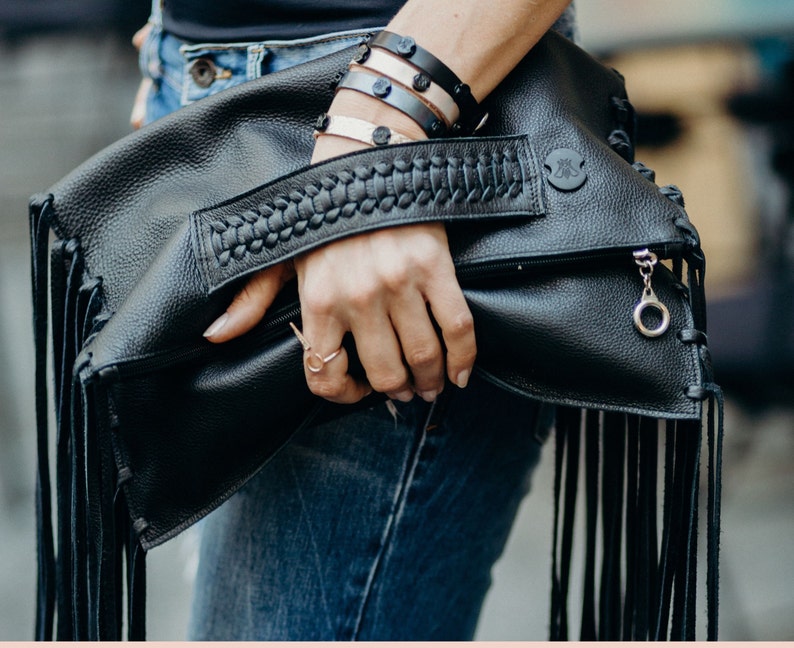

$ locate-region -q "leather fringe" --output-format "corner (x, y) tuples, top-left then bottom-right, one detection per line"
(548, 192), (725, 641)
(31, 196), (147, 641)
(32, 189), (720, 641)
(549, 398), (724, 641)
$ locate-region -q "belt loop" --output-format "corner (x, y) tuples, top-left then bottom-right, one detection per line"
(247, 44), (269, 80)
(148, 0), (163, 27)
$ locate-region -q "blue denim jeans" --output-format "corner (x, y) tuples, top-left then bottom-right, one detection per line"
(140, 24), (555, 641)
(190, 378), (550, 640)
(139, 25), (376, 124)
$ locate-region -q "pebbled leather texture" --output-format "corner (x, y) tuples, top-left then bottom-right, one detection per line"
(32, 31), (709, 560)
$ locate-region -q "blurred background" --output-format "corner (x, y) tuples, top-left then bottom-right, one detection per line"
(1, 0), (793, 640)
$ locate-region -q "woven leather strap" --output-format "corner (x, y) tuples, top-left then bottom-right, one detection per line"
(192, 134), (543, 292)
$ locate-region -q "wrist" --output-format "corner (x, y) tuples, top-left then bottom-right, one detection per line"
(331, 89), (429, 140)
(311, 89), (429, 164)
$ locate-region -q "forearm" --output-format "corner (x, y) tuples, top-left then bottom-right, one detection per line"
(314, 0), (571, 160)
(389, 0), (572, 100)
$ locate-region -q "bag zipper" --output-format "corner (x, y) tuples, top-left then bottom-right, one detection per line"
(92, 243), (683, 382)
(92, 302), (302, 383)
(454, 243), (680, 281)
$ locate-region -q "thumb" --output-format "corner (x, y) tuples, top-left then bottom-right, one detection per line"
(130, 78), (152, 130)
(203, 264), (293, 343)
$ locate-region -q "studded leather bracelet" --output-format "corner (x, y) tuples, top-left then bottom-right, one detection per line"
(313, 113), (416, 147)
(365, 31), (488, 135)
(335, 69), (447, 138)
(350, 48), (459, 128)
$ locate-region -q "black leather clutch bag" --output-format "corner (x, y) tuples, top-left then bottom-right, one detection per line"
(30, 30), (721, 641)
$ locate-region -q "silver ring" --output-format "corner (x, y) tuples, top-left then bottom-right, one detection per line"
(305, 348), (343, 373)
(289, 322), (343, 373)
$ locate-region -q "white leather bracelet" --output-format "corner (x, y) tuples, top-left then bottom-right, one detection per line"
(313, 114), (416, 147)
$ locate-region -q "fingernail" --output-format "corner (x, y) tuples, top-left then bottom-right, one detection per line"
(418, 390), (438, 403)
(455, 369), (471, 389)
(203, 313), (229, 338)
(392, 389), (415, 403)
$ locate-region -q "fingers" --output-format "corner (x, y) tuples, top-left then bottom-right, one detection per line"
(426, 265), (477, 390)
(297, 323), (373, 405)
(349, 307), (417, 402)
(295, 225), (473, 406)
(203, 263), (294, 343)
(130, 22), (154, 130)
(132, 22), (153, 51)
(297, 263), (381, 404)
(388, 225), (475, 393)
(387, 293), (445, 401)
(130, 78), (152, 130)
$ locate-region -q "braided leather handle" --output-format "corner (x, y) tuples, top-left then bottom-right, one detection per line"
(191, 134), (544, 292)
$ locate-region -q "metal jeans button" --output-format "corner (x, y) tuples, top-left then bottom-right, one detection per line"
(189, 58), (217, 88)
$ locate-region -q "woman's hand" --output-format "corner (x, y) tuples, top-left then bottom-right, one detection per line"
(203, 121), (476, 404)
(292, 222), (474, 404)
(204, 222), (474, 405)
(130, 22), (153, 130)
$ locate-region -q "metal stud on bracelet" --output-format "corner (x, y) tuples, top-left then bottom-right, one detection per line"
(335, 69), (447, 138)
(351, 48), (460, 128)
(368, 31), (488, 135)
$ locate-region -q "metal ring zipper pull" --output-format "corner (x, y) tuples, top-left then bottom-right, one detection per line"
(632, 248), (671, 338)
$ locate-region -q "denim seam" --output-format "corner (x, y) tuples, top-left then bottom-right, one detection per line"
(287, 455), (335, 637)
(348, 401), (436, 640)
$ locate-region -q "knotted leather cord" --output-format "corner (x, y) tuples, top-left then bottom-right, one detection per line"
(707, 387), (724, 640)
(547, 174), (722, 642)
(552, 411), (719, 641)
(113, 468), (147, 639)
(670, 421), (701, 641)
(68, 268), (90, 640)
(76, 255), (104, 639)
(653, 422), (677, 639)
(562, 409), (581, 639)
(84, 379), (105, 639)
(30, 199), (141, 641)
(128, 518), (148, 639)
(63, 246), (91, 639)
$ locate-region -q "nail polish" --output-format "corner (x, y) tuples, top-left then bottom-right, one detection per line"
(393, 389), (414, 403)
(455, 369), (471, 389)
(203, 312), (229, 338)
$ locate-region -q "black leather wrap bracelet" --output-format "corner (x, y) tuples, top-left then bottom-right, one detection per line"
(368, 30), (487, 135)
(336, 69), (447, 138)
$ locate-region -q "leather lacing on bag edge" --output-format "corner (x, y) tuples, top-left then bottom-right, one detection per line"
(548, 108), (724, 640)
(31, 196), (147, 641)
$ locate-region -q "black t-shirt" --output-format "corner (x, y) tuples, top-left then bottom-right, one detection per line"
(162, 0), (404, 42)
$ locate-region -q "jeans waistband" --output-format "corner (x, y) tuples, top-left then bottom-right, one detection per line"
(142, 26), (376, 110)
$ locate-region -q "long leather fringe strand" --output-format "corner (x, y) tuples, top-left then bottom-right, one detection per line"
(550, 400), (723, 641)
(31, 197), (147, 641)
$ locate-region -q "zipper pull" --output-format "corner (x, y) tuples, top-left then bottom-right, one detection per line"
(632, 249), (670, 338)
